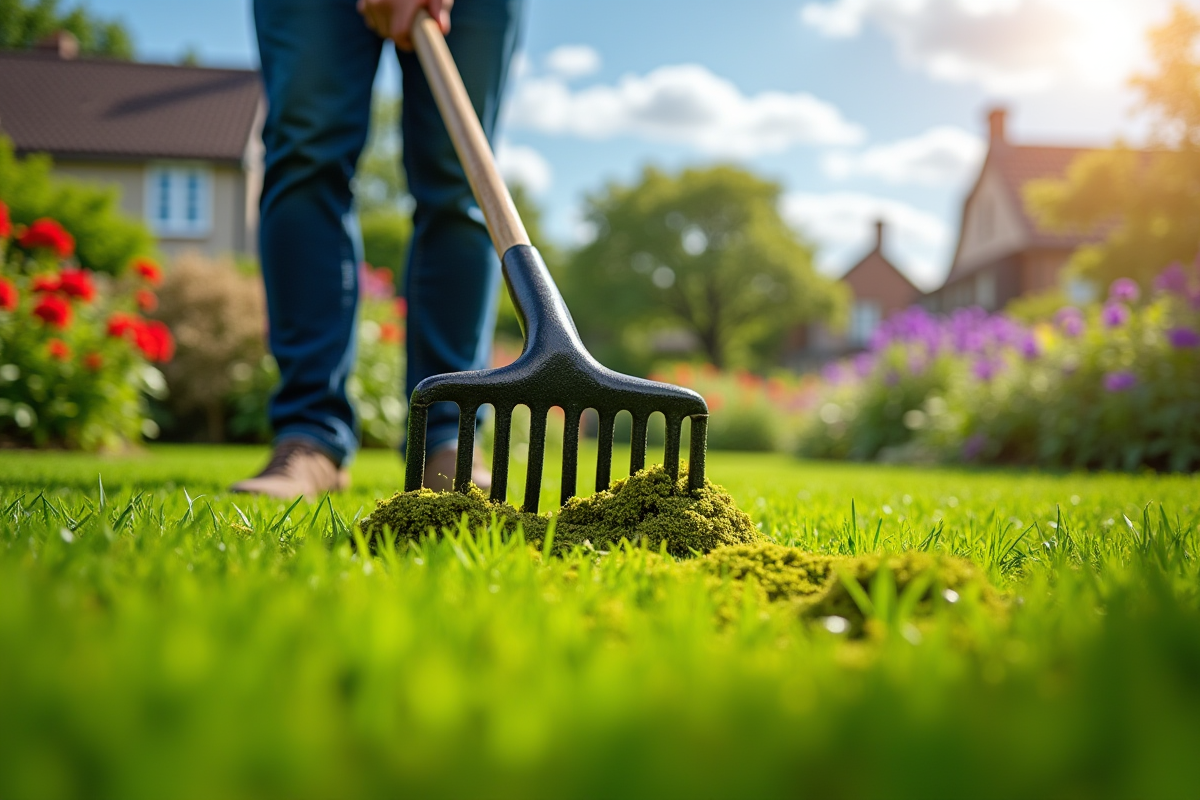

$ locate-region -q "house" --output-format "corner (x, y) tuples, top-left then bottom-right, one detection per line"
(789, 219), (924, 368)
(926, 108), (1102, 312)
(0, 34), (264, 259)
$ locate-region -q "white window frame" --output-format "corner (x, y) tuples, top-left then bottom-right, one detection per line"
(145, 162), (212, 238)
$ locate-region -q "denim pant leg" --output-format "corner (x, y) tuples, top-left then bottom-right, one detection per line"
(254, 0), (382, 466)
(398, 0), (524, 454)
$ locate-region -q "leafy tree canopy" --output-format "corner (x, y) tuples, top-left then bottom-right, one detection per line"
(1026, 4), (1200, 288)
(0, 0), (133, 59)
(0, 136), (155, 275)
(563, 165), (844, 371)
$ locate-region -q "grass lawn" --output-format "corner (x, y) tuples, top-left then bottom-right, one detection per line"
(2, 444), (1199, 799)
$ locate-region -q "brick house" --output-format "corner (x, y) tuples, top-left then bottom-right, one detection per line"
(791, 219), (924, 367)
(0, 36), (263, 259)
(925, 108), (1102, 312)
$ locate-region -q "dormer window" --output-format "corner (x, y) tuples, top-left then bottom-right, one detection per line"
(146, 163), (212, 237)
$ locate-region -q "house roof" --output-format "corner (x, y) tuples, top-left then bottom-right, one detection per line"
(990, 142), (1097, 249)
(840, 221), (923, 302)
(942, 139), (1106, 285)
(0, 50), (261, 164)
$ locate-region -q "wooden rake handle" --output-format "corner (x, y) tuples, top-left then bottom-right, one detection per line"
(411, 8), (530, 255)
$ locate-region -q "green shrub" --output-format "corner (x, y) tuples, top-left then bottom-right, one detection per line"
(359, 208), (411, 281)
(151, 251), (269, 442)
(0, 137), (155, 276)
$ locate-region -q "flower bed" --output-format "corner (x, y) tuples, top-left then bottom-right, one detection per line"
(647, 363), (819, 451)
(0, 201), (174, 449)
(799, 267), (1200, 471)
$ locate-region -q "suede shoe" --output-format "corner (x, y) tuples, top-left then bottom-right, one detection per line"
(230, 439), (349, 499)
(423, 441), (491, 492)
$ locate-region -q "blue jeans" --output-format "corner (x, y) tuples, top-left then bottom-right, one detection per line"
(253, 0), (522, 465)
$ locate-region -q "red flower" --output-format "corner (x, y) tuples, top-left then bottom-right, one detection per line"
(395, 297), (408, 318)
(380, 321), (402, 343)
(134, 319), (175, 363)
(0, 201), (10, 239)
(135, 289), (158, 312)
(83, 352), (104, 371)
(57, 268), (96, 302)
(107, 312), (141, 339)
(32, 274), (61, 293)
(33, 294), (72, 328)
(0, 278), (16, 311)
(133, 258), (162, 285)
(18, 218), (74, 258)
(47, 338), (71, 361)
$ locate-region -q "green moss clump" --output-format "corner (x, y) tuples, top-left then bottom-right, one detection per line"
(699, 545), (1003, 635)
(360, 485), (544, 545)
(699, 543), (835, 602)
(555, 464), (761, 556)
(360, 464), (762, 556)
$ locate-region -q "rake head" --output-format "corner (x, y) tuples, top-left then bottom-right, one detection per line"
(404, 245), (708, 513)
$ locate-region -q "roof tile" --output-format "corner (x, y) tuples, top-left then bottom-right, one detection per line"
(0, 51), (261, 163)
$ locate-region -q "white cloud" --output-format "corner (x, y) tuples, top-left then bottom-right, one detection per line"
(507, 63), (864, 157)
(495, 141), (553, 195)
(822, 126), (985, 187)
(545, 44), (602, 79)
(799, 0), (1169, 94)
(781, 192), (951, 289)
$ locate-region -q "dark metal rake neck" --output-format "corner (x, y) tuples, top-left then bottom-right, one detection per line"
(405, 245), (708, 513)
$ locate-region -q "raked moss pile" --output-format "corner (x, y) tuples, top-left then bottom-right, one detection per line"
(361, 464), (1004, 633)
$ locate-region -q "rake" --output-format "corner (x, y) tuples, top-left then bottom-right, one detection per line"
(404, 10), (708, 513)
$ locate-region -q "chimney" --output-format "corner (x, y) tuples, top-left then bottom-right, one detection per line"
(36, 30), (80, 60)
(874, 219), (885, 252)
(988, 107), (1008, 146)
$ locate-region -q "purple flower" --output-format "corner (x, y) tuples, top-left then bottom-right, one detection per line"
(822, 362), (845, 385)
(1167, 326), (1200, 349)
(1019, 335), (1040, 360)
(1056, 306), (1084, 338)
(1108, 278), (1140, 303)
(1103, 371), (1137, 392)
(972, 358), (1001, 381)
(1101, 302), (1129, 328)
(1154, 262), (1189, 295)
(853, 352), (874, 378)
(962, 433), (988, 461)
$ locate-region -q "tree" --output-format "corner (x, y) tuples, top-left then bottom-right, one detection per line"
(0, 0), (133, 59)
(563, 165), (843, 371)
(1026, 4), (1200, 288)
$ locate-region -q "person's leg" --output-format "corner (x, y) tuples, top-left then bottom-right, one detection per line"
(253, 0), (383, 466)
(398, 0), (524, 456)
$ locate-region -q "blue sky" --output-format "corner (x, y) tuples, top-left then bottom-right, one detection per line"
(86, 0), (1196, 288)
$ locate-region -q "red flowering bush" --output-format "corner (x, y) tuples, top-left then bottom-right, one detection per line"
(18, 217), (75, 258)
(0, 199), (174, 449)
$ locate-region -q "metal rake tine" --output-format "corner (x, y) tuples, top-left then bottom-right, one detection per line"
(560, 407), (582, 505)
(524, 407), (548, 513)
(490, 406), (512, 503)
(687, 414), (708, 492)
(404, 404), (429, 492)
(454, 404), (478, 493)
(664, 413), (682, 482)
(595, 410), (615, 494)
(629, 413), (648, 475)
